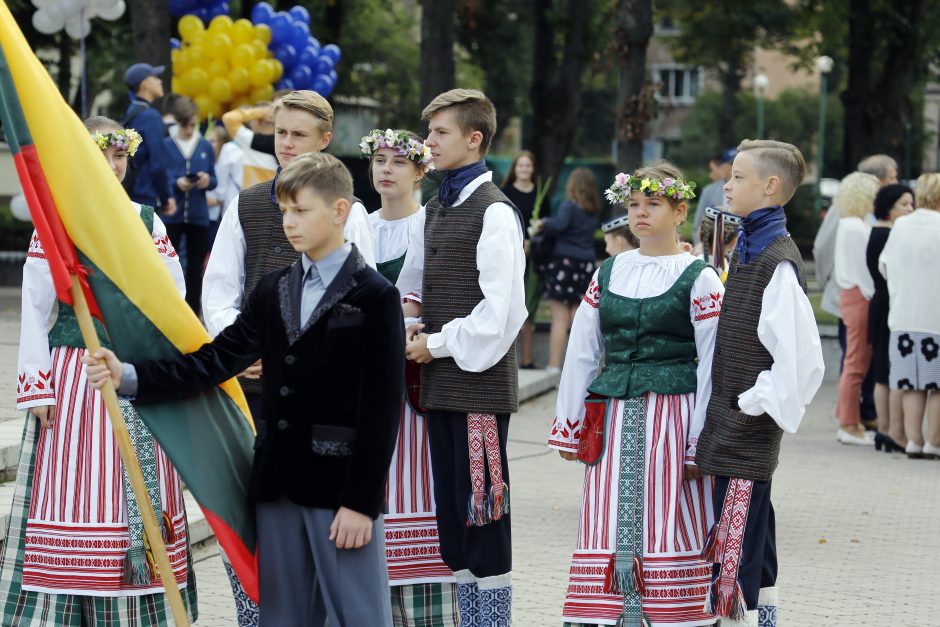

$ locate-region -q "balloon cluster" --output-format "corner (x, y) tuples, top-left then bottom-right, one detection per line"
(250, 3), (341, 97)
(31, 0), (126, 39)
(170, 3), (341, 121)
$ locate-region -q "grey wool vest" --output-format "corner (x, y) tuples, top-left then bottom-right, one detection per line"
(238, 181), (300, 395)
(419, 181), (520, 414)
(694, 236), (807, 482)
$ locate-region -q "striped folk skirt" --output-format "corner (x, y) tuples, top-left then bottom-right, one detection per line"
(0, 410), (197, 626)
(561, 393), (715, 627)
(385, 398), (457, 626)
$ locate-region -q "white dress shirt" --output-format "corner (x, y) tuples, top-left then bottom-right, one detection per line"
(834, 216), (874, 299)
(395, 172), (527, 373)
(201, 194), (377, 338)
(736, 261), (826, 433)
(879, 208), (940, 335)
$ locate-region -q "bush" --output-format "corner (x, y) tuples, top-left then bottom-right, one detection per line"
(0, 208), (32, 251)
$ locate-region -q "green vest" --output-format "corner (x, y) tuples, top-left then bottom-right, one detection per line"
(47, 205), (155, 350)
(376, 252), (407, 284)
(587, 256), (706, 399)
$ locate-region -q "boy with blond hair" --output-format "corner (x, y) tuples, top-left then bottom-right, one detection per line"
(693, 140), (825, 627)
(398, 89), (525, 625)
(85, 152), (404, 627)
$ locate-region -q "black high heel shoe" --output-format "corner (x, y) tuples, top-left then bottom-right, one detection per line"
(874, 432), (905, 453)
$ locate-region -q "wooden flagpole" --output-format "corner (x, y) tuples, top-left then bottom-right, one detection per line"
(68, 276), (190, 626)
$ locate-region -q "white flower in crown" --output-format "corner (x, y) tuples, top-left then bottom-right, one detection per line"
(359, 128), (435, 169)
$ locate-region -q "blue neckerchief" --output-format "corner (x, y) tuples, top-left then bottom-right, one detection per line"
(269, 167), (282, 206)
(735, 205), (789, 265)
(439, 160), (488, 208)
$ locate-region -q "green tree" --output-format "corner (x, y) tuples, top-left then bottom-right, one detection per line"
(662, 0), (795, 148)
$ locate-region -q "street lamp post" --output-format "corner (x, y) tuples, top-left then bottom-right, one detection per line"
(814, 56), (834, 215)
(754, 73), (769, 139)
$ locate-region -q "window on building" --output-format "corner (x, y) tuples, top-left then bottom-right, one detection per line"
(654, 65), (702, 105)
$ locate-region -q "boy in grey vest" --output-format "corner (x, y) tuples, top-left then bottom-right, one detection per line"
(398, 89), (526, 625)
(694, 140), (825, 627)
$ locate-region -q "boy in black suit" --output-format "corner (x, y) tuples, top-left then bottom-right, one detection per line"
(85, 152), (404, 627)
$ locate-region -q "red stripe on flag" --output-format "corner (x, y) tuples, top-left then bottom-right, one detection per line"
(202, 507), (259, 603)
(14, 145), (101, 319)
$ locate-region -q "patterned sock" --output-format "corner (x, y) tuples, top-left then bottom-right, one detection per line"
(456, 570), (481, 627)
(756, 586), (778, 627)
(479, 585), (512, 626)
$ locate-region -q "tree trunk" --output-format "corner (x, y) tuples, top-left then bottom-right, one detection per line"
(323, 0), (345, 45)
(718, 56), (741, 149)
(614, 0), (653, 173)
(57, 33), (72, 102)
(530, 0), (590, 200)
(841, 0), (873, 173)
(420, 0), (456, 117)
(129, 0), (171, 89)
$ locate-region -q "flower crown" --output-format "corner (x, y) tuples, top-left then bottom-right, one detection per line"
(605, 172), (696, 205)
(92, 128), (143, 157)
(359, 129), (434, 170)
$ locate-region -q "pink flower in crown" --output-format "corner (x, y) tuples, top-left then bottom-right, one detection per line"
(615, 172), (629, 187)
(663, 177), (674, 186)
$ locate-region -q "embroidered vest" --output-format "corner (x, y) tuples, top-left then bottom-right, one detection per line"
(588, 257), (705, 399)
(47, 205), (155, 350)
(419, 181), (522, 414)
(695, 236), (807, 481)
(238, 181), (300, 395)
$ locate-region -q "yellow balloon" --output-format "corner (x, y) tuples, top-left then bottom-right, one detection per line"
(252, 24), (271, 45)
(206, 60), (229, 80)
(178, 14), (204, 43)
(206, 33), (232, 62)
(195, 94), (214, 118)
(209, 77), (233, 104)
(188, 31), (205, 47)
(188, 45), (208, 69)
(249, 59), (275, 88)
(185, 67), (210, 95)
(231, 19), (254, 45)
(250, 39), (268, 60)
(230, 43), (255, 69)
(250, 83), (274, 104)
(229, 67), (251, 94)
(208, 15), (233, 35)
(170, 77), (182, 96)
(175, 47), (192, 74)
(270, 59), (284, 82)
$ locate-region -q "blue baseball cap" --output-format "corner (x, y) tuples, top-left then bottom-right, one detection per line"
(719, 148), (737, 164)
(124, 63), (164, 90)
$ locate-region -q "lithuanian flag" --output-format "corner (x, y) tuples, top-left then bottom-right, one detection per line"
(0, 5), (259, 602)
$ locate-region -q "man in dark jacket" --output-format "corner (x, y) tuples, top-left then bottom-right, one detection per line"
(123, 63), (174, 215)
(85, 153), (404, 627)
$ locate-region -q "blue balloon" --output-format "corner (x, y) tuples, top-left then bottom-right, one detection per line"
(194, 7), (211, 22)
(312, 75), (334, 97)
(289, 65), (313, 88)
(269, 12), (292, 45)
(275, 78), (296, 91)
(321, 44), (341, 64)
(328, 69), (338, 84)
(251, 2), (275, 25)
(207, 1), (229, 19)
(308, 36), (321, 51)
(170, 37), (182, 49)
(315, 55), (334, 76)
(298, 44), (320, 68)
(290, 21), (310, 51)
(273, 43), (298, 70)
(288, 6), (311, 25)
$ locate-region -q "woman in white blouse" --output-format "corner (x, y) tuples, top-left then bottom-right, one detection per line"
(833, 172), (880, 445)
(879, 173), (940, 458)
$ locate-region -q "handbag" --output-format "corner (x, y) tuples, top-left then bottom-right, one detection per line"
(577, 393), (609, 466)
(529, 230), (555, 271)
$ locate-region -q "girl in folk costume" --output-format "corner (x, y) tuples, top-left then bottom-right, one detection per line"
(548, 162), (724, 627)
(361, 129), (459, 625)
(2, 117), (196, 625)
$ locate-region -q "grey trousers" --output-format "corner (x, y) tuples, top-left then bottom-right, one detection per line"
(256, 499), (392, 627)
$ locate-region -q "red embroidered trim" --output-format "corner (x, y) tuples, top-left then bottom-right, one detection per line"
(694, 311), (720, 321)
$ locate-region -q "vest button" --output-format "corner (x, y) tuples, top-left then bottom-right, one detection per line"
(274, 246), (282, 253)
(439, 210), (447, 218)
(277, 419), (289, 430)
(284, 355), (296, 365)
(426, 285), (433, 293)
(713, 384), (722, 394)
(430, 247), (438, 255)
(279, 386), (290, 396)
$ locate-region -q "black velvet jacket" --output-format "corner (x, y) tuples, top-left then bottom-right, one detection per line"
(132, 246), (405, 518)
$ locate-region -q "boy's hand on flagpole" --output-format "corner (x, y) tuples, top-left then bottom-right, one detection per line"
(31, 404), (56, 429)
(82, 349), (123, 390)
(329, 507), (372, 549)
(238, 359), (263, 379)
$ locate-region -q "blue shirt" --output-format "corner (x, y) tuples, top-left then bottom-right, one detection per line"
(124, 98), (170, 208)
(299, 243), (351, 327)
